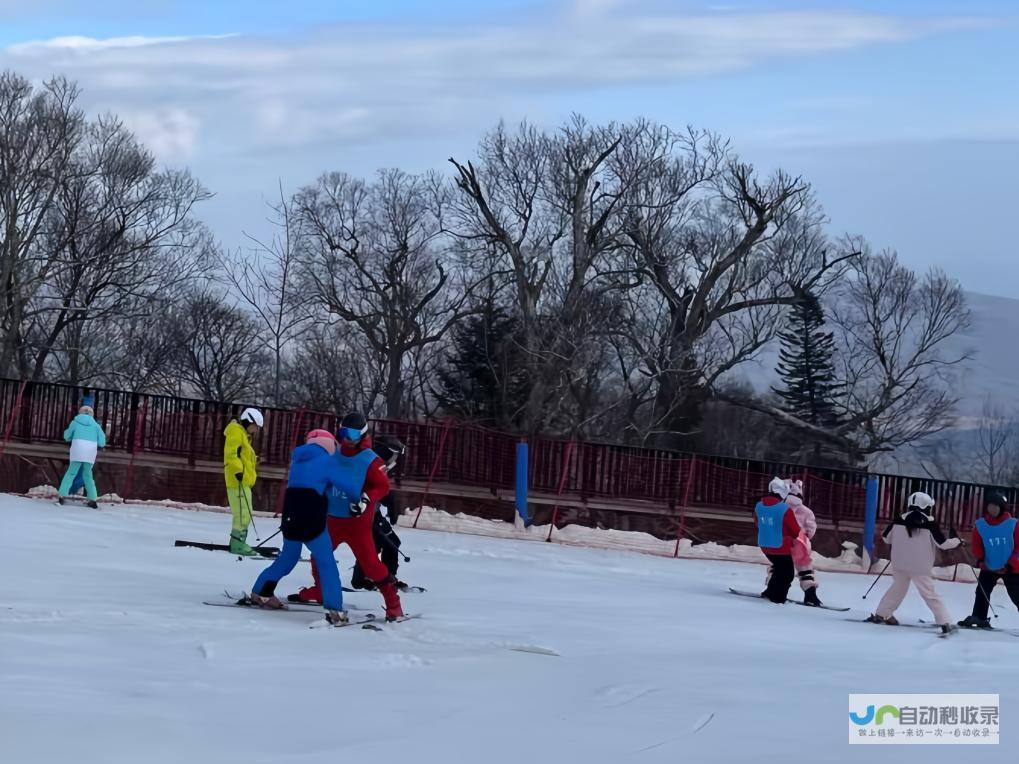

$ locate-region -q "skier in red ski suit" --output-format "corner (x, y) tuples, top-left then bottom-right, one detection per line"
(290, 412), (404, 620)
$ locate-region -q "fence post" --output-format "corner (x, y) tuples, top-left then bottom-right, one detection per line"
(412, 418), (453, 529)
(515, 438), (530, 526)
(187, 400), (200, 467)
(674, 456), (697, 557)
(862, 477), (879, 571)
(275, 408), (305, 517)
(122, 398), (148, 500)
(0, 380), (28, 459)
(545, 440), (576, 542)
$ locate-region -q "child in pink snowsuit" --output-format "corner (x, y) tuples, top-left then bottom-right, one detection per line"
(785, 479), (821, 606)
(868, 492), (961, 634)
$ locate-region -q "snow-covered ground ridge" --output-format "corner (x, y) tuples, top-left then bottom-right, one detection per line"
(26, 484), (979, 584)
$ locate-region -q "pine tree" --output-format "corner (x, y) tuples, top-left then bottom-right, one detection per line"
(434, 303), (530, 429)
(772, 294), (844, 428)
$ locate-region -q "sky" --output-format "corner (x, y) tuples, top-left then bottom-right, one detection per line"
(0, 0), (1015, 295)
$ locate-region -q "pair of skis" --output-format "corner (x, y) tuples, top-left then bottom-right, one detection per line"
(203, 593), (420, 630)
(727, 588), (850, 612)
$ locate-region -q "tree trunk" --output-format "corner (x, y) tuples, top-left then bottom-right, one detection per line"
(384, 349), (404, 418)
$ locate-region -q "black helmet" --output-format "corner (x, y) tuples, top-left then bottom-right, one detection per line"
(986, 491), (1008, 511)
(373, 434), (405, 470)
(337, 412), (368, 442)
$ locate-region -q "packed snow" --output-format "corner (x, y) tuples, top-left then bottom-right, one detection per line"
(1, 495), (1015, 763)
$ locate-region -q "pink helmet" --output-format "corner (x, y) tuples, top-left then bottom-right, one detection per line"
(306, 429), (337, 455)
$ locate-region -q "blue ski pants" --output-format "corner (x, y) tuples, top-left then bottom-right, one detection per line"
(252, 530), (343, 611)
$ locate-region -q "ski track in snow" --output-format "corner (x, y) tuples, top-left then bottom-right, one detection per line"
(1, 494), (1016, 764)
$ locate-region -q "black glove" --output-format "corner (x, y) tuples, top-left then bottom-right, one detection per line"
(349, 493), (369, 517)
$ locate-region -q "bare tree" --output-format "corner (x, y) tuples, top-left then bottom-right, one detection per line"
(296, 168), (474, 418)
(0, 72), (84, 377)
(608, 125), (857, 445)
(723, 251), (970, 462)
(25, 117), (210, 382)
(974, 396), (1018, 485)
(279, 320), (384, 414)
(169, 290), (269, 402)
(220, 185), (311, 405)
(450, 117), (658, 433)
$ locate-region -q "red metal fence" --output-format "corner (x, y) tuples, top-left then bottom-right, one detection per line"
(0, 377), (1008, 538)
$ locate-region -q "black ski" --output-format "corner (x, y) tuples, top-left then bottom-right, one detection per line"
(921, 619), (1019, 638)
(175, 539), (279, 558)
(845, 617), (939, 630)
(728, 587), (850, 612)
(360, 613), (423, 631)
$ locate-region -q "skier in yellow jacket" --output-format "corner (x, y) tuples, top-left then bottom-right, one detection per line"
(224, 408), (263, 555)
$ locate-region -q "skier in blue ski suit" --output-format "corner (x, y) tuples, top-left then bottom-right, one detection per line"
(247, 430), (364, 625)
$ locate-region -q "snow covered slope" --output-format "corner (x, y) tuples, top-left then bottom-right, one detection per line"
(1, 496), (1014, 763)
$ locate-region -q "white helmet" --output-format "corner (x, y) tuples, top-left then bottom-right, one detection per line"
(786, 479), (803, 498)
(240, 408), (264, 428)
(768, 476), (789, 500)
(907, 491), (935, 514)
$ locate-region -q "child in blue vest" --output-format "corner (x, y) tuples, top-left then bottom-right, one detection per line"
(959, 492), (1019, 629)
(755, 477), (803, 603)
(289, 412), (404, 620)
(350, 434), (406, 590)
(244, 430), (356, 626)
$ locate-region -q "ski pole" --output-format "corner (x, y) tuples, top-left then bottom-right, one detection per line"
(960, 544), (999, 619)
(239, 485), (260, 541)
(378, 527), (410, 563)
(253, 528), (281, 554)
(862, 559), (891, 599)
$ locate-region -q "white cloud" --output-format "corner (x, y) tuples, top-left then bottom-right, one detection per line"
(0, 5), (992, 166)
(8, 33), (236, 53)
(119, 107), (200, 162)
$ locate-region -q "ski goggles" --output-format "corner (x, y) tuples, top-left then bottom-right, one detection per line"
(338, 426), (367, 442)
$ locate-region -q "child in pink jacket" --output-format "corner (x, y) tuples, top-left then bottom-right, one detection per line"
(866, 492), (961, 634)
(785, 479), (821, 606)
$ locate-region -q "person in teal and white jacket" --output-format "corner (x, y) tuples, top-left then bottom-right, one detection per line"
(58, 404), (107, 508)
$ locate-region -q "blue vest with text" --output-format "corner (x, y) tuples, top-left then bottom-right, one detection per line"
(976, 517), (1017, 570)
(755, 501), (788, 549)
(327, 449), (378, 518)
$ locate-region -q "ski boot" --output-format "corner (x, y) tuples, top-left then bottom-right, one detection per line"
(288, 586), (322, 604)
(864, 614), (898, 625)
(803, 588), (822, 607)
(57, 497), (66, 505)
(325, 610), (349, 627)
(229, 529), (257, 557)
(958, 615), (992, 629)
(376, 575), (404, 621)
(87, 500), (99, 509)
(940, 624), (957, 636)
(350, 565), (376, 591)
(245, 592), (284, 609)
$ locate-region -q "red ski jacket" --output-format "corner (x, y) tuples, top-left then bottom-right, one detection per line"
(340, 440), (390, 515)
(755, 495), (802, 555)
